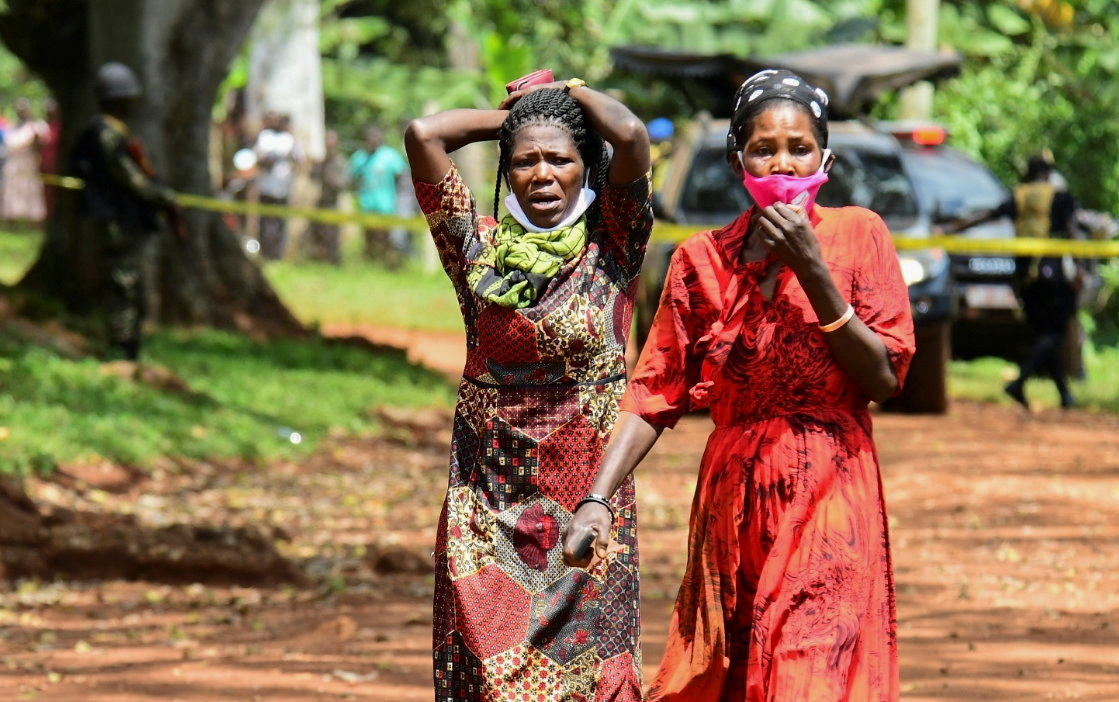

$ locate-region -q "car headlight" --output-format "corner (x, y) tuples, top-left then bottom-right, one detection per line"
(897, 248), (947, 287)
(898, 256), (928, 286)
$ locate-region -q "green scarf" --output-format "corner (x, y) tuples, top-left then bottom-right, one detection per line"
(467, 215), (588, 308)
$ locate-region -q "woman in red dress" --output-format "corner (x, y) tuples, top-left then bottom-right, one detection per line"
(563, 69), (915, 701)
(406, 78), (651, 701)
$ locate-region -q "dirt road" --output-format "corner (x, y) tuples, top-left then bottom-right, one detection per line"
(2, 327), (1117, 700)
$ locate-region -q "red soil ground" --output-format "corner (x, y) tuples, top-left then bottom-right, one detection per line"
(2, 326), (1117, 701)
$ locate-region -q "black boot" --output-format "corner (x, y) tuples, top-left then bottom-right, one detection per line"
(1004, 380), (1029, 410)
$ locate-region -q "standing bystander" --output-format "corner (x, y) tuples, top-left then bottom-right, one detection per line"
(40, 98), (62, 218)
(946, 154), (1081, 409)
(0, 98), (49, 222)
(349, 126), (407, 267)
(305, 129), (347, 264)
(253, 112), (302, 260)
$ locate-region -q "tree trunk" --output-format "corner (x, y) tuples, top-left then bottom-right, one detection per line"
(0, 0), (303, 336)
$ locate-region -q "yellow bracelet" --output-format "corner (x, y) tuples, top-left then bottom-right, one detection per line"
(818, 304), (855, 333)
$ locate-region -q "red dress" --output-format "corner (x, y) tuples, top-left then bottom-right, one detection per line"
(414, 164), (652, 702)
(622, 206), (914, 702)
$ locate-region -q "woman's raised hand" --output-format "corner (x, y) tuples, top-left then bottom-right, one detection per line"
(754, 201), (824, 273)
(498, 80), (568, 111)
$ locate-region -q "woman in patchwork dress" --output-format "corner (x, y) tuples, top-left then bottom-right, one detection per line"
(405, 78), (652, 701)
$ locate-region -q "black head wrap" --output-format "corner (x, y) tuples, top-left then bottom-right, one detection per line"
(726, 69), (830, 156)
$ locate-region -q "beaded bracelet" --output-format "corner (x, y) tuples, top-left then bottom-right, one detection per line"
(818, 304), (855, 333)
(575, 493), (615, 523)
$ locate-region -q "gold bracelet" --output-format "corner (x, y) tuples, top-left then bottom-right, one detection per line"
(818, 304), (855, 333)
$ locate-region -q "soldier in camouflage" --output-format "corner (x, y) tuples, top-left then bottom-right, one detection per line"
(71, 62), (182, 361)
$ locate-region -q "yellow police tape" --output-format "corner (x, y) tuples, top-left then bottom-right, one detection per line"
(41, 174), (1119, 259)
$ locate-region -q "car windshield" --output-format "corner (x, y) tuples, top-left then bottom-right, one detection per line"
(899, 148), (1008, 218)
(817, 148), (919, 225)
(679, 144), (919, 229)
(679, 147), (751, 222)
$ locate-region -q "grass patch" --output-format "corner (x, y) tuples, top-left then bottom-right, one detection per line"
(262, 228), (463, 333)
(0, 226), (41, 286)
(0, 327), (455, 474)
(0, 227), (464, 332)
(949, 341), (1119, 413)
(265, 257), (462, 332)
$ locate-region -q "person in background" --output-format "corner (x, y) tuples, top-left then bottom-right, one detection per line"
(405, 75), (652, 700)
(305, 129), (347, 265)
(349, 126), (407, 267)
(71, 62), (183, 361)
(947, 154), (1081, 409)
(563, 69), (914, 701)
(647, 116), (674, 191)
(40, 97), (62, 218)
(0, 97), (49, 222)
(253, 111), (302, 260)
(1041, 146), (1087, 381)
(0, 117), (7, 196)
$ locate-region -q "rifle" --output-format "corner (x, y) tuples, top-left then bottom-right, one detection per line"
(125, 137), (189, 242)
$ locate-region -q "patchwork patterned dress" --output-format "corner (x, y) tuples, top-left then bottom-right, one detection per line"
(414, 164), (652, 702)
(623, 206), (915, 701)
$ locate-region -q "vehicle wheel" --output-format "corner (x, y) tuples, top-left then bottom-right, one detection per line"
(881, 320), (950, 414)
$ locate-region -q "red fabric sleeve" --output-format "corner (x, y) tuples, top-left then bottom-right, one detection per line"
(412, 163), (491, 294)
(850, 211), (916, 390)
(621, 243), (707, 429)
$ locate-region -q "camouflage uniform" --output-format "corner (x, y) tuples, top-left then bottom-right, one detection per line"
(71, 114), (175, 360)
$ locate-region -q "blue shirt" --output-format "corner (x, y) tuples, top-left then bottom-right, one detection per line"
(349, 145), (406, 214)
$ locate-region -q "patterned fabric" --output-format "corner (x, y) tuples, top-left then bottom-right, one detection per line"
(623, 205), (914, 701)
(728, 69), (831, 154)
(468, 215), (589, 309)
(414, 163), (653, 702)
(0, 119), (49, 221)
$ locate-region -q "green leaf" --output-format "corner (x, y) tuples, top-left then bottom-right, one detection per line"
(987, 4), (1031, 36)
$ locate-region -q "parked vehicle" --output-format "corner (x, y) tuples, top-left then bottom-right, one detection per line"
(879, 122), (1026, 359)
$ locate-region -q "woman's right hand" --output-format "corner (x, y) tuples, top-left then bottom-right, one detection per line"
(498, 81), (567, 110)
(561, 502), (613, 568)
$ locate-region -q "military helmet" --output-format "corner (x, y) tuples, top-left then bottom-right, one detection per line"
(95, 62), (142, 101)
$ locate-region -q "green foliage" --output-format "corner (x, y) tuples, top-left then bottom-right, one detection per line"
(0, 227), (39, 285)
(0, 39), (48, 116)
(0, 327), (454, 474)
(931, 2), (1119, 213)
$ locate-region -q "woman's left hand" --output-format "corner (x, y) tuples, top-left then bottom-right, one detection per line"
(754, 202), (824, 273)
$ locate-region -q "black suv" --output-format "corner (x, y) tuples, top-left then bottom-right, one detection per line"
(640, 115), (961, 413)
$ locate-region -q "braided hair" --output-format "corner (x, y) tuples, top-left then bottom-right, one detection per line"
(493, 88), (608, 229)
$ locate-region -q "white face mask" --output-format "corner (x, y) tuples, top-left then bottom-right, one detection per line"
(503, 187), (597, 233)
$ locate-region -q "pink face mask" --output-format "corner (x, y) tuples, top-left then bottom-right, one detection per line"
(738, 149), (831, 211)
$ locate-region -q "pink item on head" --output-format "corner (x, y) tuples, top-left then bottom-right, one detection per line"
(505, 69), (555, 94)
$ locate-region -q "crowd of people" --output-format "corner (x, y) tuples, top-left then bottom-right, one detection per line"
(217, 98), (414, 266)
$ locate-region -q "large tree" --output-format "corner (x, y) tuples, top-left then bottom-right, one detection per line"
(0, 0), (302, 335)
